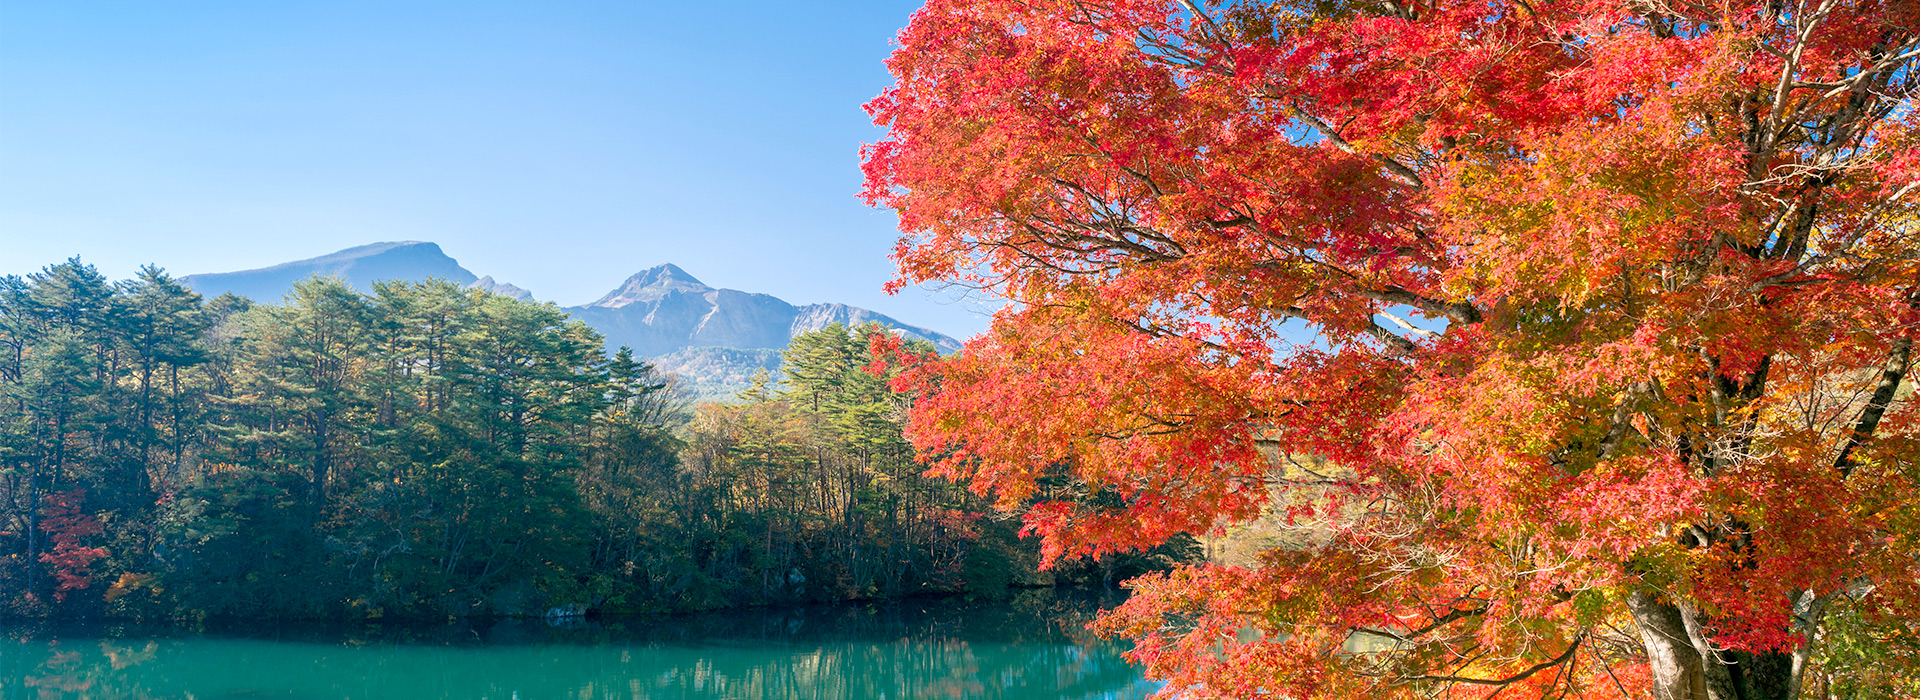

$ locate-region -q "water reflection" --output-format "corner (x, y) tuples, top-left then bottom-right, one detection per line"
(0, 592), (1159, 699)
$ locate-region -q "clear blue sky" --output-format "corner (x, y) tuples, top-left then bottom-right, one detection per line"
(0, 0), (997, 338)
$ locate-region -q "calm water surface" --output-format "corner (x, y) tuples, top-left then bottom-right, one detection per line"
(0, 593), (1160, 700)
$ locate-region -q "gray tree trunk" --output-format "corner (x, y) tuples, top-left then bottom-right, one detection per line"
(1628, 590), (1801, 700)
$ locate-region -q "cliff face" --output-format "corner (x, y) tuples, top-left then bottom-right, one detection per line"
(183, 244), (965, 399)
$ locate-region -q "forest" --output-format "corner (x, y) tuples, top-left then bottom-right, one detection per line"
(0, 259), (1189, 620)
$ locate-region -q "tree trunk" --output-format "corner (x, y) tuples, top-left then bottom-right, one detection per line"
(1629, 590), (1800, 700)
(24, 459), (39, 598)
(134, 343), (156, 502)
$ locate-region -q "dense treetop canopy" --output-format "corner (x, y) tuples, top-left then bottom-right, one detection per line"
(864, 0), (1920, 698)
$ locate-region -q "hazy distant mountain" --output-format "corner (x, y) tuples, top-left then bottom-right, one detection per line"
(470, 276), (534, 301)
(565, 264), (963, 357)
(652, 347), (784, 403)
(181, 243), (964, 401)
(181, 241), (477, 301)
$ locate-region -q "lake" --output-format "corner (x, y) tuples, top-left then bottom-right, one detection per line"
(0, 592), (1161, 700)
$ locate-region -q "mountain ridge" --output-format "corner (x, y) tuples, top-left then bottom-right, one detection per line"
(566, 264), (962, 357)
(181, 241), (478, 303)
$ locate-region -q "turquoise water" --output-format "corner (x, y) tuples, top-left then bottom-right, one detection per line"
(0, 596), (1160, 699)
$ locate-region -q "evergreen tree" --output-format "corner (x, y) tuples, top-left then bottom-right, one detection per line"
(0, 262), (1104, 619)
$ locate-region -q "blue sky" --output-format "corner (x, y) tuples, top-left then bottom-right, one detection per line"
(0, 0), (997, 338)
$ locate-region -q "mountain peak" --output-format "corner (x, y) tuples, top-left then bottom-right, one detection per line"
(588, 264), (712, 308)
(471, 275), (534, 301)
(633, 263), (703, 288)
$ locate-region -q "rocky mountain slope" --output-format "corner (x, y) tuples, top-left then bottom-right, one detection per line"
(182, 242), (963, 400)
(650, 347), (784, 402)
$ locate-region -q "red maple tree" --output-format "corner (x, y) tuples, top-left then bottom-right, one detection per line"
(864, 1), (1920, 698)
(37, 490), (107, 602)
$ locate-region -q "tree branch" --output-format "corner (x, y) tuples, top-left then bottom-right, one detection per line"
(1367, 319), (1422, 355)
(1399, 635), (1584, 687)
(1289, 105), (1428, 190)
(1834, 331), (1914, 477)
(1355, 286), (1484, 325)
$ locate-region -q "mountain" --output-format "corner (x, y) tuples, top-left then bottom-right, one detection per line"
(181, 243), (964, 400)
(651, 347), (784, 404)
(471, 276), (534, 301)
(565, 264), (963, 357)
(564, 264), (963, 400)
(586, 263), (709, 307)
(181, 241), (477, 301)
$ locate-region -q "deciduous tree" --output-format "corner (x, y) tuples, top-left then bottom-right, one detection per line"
(864, 1), (1920, 697)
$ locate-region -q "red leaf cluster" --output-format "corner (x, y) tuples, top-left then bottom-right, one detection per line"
(37, 490), (107, 602)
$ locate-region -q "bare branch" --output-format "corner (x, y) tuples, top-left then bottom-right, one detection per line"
(1367, 319), (1423, 355)
(1758, 0), (1843, 168)
(1834, 329), (1914, 476)
(1355, 286), (1485, 326)
(1378, 309), (1440, 339)
(1399, 635), (1584, 687)
(1289, 105), (1429, 190)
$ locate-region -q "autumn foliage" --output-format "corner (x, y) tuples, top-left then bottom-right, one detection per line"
(864, 0), (1920, 698)
(37, 490), (106, 602)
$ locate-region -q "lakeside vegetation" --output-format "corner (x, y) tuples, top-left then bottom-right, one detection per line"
(0, 259), (1192, 621)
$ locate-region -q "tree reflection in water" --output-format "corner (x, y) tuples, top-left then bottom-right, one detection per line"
(0, 591), (1160, 699)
